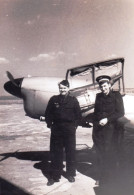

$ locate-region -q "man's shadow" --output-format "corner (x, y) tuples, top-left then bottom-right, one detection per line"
(33, 146), (98, 181)
(0, 146), (97, 181)
(1, 144), (134, 195)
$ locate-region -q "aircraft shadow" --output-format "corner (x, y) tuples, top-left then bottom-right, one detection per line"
(1, 145), (134, 195)
(0, 177), (31, 195)
(0, 148), (96, 181)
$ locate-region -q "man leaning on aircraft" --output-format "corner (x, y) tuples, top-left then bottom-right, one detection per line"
(93, 75), (125, 185)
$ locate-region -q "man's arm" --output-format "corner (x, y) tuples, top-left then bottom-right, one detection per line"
(94, 93), (103, 121)
(45, 97), (54, 128)
(73, 97), (82, 128)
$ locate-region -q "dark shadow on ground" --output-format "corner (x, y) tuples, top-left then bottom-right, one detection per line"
(1, 140), (134, 195)
(0, 147), (96, 180)
(0, 177), (31, 195)
(33, 147), (96, 181)
(0, 150), (50, 162)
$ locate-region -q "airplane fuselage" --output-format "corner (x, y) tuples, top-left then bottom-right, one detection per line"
(4, 58), (134, 131)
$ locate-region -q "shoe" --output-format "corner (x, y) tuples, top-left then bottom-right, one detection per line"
(68, 176), (75, 183)
(47, 179), (55, 186)
(47, 178), (60, 186)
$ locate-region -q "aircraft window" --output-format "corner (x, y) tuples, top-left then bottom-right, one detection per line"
(74, 69), (92, 76)
(68, 68), (93, 89)
(95, 62), (122, 80)
(112, 78), (124, 94)
(70, 66), (92, 76)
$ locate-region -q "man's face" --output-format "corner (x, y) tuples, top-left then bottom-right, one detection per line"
(99, 82), (111, 95)
(59, 84), (69, 95)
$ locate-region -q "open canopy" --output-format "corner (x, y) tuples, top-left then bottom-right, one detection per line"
(66, 58), (124, 77)
(66, 58), (125, 93)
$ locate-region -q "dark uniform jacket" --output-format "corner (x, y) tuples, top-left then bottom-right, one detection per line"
(45, 94), (81, 128)
(94, 90), (124, 124)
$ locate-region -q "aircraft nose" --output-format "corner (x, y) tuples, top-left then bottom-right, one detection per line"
(4, 78), (23, 98)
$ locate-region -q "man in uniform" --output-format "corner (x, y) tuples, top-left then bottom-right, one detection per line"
(45, 80), (81, 186)
(93, 75), (124, 185)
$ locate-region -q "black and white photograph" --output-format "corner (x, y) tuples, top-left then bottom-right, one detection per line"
(0, 0), (134, 195)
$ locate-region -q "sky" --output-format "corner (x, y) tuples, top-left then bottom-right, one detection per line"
(0, 0), (134, 96)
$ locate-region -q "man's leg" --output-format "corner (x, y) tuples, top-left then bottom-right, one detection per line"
(64, 131), (76, 182)
(104, 123), (116, 168)
(92, 124), (106, 184)
(47, 128), (64, 185)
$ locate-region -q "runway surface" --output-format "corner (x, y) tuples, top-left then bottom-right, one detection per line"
(0, 101), (134, 195)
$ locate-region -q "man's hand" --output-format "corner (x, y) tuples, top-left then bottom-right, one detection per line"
(40, 116), (45, 121)
(99, 118), (108, 126)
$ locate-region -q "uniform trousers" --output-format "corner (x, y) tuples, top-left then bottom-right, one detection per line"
(92, 122), (117, 179)
(50, 122), (76, 179)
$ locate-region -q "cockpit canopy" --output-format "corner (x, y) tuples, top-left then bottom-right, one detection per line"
(66, 58), (125, 116)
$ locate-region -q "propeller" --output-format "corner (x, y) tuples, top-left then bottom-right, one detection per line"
(6, 71), (19, 87)
(4, 71), (23, 98)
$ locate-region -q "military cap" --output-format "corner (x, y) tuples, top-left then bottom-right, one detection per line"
(96, 75), (111, 84)
(59, 80), (70, 87)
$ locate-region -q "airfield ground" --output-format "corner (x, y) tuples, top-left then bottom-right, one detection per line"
(0, 102), (134, 195)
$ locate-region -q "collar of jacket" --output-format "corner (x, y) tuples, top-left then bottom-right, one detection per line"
(58, 93), (70, 103)
(102, 90), (114, 98)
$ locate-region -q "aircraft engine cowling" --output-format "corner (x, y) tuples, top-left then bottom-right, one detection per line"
(21, 77), (62, 119)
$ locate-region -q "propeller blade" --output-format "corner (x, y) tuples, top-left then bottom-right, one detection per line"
(6, 71), (18, 87)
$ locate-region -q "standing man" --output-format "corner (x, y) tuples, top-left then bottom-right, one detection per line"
(45, 80), (81, 186)
(93, 75), (124, 185)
